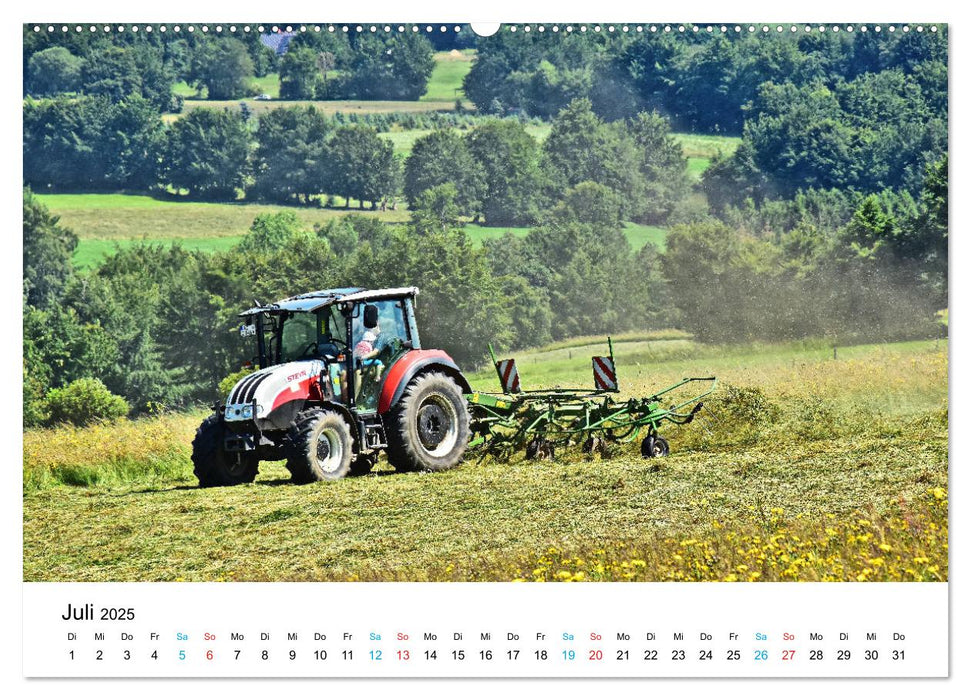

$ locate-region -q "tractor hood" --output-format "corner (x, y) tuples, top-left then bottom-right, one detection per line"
(224, 359), (326, 423)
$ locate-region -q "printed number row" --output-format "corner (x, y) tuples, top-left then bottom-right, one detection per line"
(69, 648), (906, 662)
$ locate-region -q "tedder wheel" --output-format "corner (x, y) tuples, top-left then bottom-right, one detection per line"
(526, 438), (555, 461)
(582, 436), (603, 454)
(385, 372), (470, 473)
(641, 435), (670, 458)
(192, 413), (259, 487)
(582, 436), (612, 457)
(285, 408), (354, 483)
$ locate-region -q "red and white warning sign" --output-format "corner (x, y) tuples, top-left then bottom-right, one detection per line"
(496, 358), (522, 393)
(592, 356), (618, 391)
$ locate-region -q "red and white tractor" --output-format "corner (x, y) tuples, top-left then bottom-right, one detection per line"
(192, 287), (471, 486)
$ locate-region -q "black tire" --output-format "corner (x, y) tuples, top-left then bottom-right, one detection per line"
(385, 372), (470, 472)
(526, 438), (555, 461)
(583, 436), (611, 456)
(285, 408), (354, 482)
(641, 435), (670, 458)
(192, 413), (259, 487)
(582, 436), (600, 454)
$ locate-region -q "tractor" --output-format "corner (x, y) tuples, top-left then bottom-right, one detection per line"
(192, 287), (471, 486)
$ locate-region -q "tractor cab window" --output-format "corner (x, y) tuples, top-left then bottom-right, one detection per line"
(352, 299), (410, 362)
(352, 299), (411, 411)
(319, 306), (347, 352)
(279, 312), (319, 363)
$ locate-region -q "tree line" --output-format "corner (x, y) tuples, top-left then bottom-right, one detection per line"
(464, 26), (947, 130)
(469, 28), (947, 203)
(23, 27), (440, 104)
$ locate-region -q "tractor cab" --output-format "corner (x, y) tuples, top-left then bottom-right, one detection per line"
(238, 287), (420, 413)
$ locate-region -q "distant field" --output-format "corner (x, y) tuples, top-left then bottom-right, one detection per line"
(462, 223), (531, 244)
(73, 236), (244, 269)
(35, 194), (411, 268)
(676, 132), (741, 180)
(172, 74), (295, 101)
(507, 126), (734, 181)
(163, 68), (736, 188)
(169, 99), (463, 122)
(250, 73), (281, 98)
(687, 157), (711, 180)
(383, 128), (435, 156)
(71, 221), (665, 268)
(171, 80), (197, 98)
(39, 192), (667, 267)
(163, 51), (475, 121)
(675, 132), (742, 158)
(524, 123), (551, 142)
(421, 50), (474, 102)
(380, 125), (734, 182)
(518, 126), (739, 158)
(623, 223), (667, 251)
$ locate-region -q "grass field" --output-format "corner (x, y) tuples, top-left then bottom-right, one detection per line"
(73, 236), (244, 269)
(676, 133), (742, 181)
(623, 223), (667, 251)
(373, 126), (737, 178)
(34, 194), (412, 268)
(249, 73), (281, 98)
(462, 223), (531, 243)
(23, 337), (948, 582)
(675, 132), (742, 160)
(383, 128), (436, 156)
(170, 99), (463, 123)
(172, 74), (283, 101)
(421, 50), (474, 102)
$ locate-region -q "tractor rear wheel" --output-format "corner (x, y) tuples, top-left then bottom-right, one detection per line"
(285, 408), (354, 482)
(192, 414), (259, 487)
(386, 372), (470, 472)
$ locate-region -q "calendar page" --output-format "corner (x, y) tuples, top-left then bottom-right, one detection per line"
(18, 0), (954, 691)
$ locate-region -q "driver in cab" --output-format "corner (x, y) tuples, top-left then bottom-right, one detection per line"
(354, 323), (386, 381)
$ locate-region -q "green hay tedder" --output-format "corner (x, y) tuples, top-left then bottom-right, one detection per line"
(468, 338), (716, 460)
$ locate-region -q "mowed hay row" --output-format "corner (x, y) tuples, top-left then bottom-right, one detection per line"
(22, 428), (947, 582)
(22, 339), (947, 491)
(402, 487), (949, 583)
(474, 338), (947, 429)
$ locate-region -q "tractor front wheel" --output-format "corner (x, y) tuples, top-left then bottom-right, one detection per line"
(286, 408), (354, 482)
(192, 414), (259, 487)
(386, 372), (470, 472)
